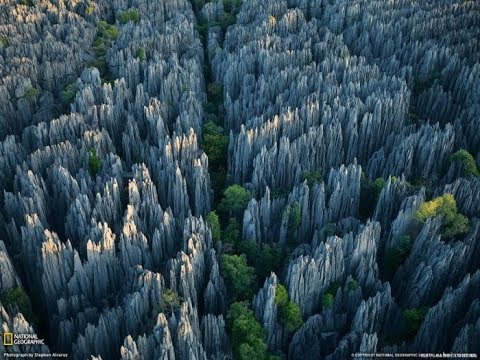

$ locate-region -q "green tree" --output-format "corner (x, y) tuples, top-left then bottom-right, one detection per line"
(60, 82), (77, 104)
(451, 149), (479, 177)
(223, 0), (242, 14)
(207, 82), (223, 105)
(404, 306), (429, 338)
(136, 47), (146, 61)
(347, 278), (358, 291)
(192, 0), (206, 10)
(321, 293), (334, 309)
(285, 202), (301, 245)
(203, 121), (228, 169)
(415, 194), (469, 240)
(227, 302), (267, 360)
(219, 13), (236, 31)
(275, 285), (303, 333)
(301, 170), (323, 187)
(25, 87), (40, 101)
(237, 239), (257, 263)
(274, 284), (289, 307)
(221, 254), (256, 300)
(359, 175), (386, 219)
(97, 20), (119, 41)
(88, 148), (102, 176)
(206, 211), (221, 242)
(279, 301), (303, 333)
(219, 185), (252, 218)
(384, 235), (412, 279)
(321, 282), (339, 310)
(86, 4), (95, 15)
(255, 243), (283, 280)
(156, 289), (182, 315)
(0, 35), (10, 47)
(325, 282), (340, 296)
(1, 287), (37, 324)
(118, 9), (140, 24)
(203, 101), (216, 114)
(223, 218), (241, 245)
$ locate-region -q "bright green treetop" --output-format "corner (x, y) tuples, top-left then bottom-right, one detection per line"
(221, 254), (256, 300)
(415, 194), (469, 240)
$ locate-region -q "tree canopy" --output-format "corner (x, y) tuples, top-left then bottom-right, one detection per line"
(404, 306), (429, 338)
(415, 194), (469, 240)
(275, 284), (303, 333)
(221, 254), (257, 300)
(118, 9), (140, 24)
(451, 149), (479, 177)
(88, 148), (102, 176)
(206, 211), (221, 242)
(203, 121), (228, 169)
(383, 235), (412, 280)
(219, 185), (252, 218)
(227, 302), (267, 360)
(0, 287), (37, 323)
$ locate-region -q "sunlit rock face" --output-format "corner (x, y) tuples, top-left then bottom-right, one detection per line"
(0, 0), (479, 358)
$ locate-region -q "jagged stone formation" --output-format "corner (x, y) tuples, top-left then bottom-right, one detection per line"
(0, 0), (479, 358)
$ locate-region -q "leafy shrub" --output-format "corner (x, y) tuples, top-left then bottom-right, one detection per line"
(451, 149), (479, 177)
(221, 254), (256, 300)
(219, 13), (236, 31)
(136, 47), (146, 61)
(203, 102), (216, 114)
(192, 0), (206, 10)
(227, 302), (267, 360)
(321, 293), (334, 309)
(255, 243), (283, 280)
(347, 279), (358, 291)
(60, 82), (77, 104)
(97, 21), (119, 41)
(275, 285), (303, 333)
(321, 282), (340, 309)
(206, 211), (221, 242)
(118, 9), (140, 24)
(326, 282), (340, 296)
(223, 0), (242, 13)
(236, 240), (284, 281)
(415, 194), (469, 240)
(0, 35), (9, 47)
(285, 202), (301, 245)
(279, 301), (303, 332)
(359, 175), (386, 219)
(320, 223), (336, 238)
(25, 86), (40, 101)
(301, 170), (323, 187)
(203, 121), (228, 169)
(404, 306), (429, 338)
(1, 287), (37, 323)
(384, 235), (412, 279)
(223, 218), (240, 245)
(207, 82), (223, 104)
(219, 185), (251, 218)
(211, 165), (227, 203)
(413, 72), (442, 96)
(155, 289), (182, 315)
(88, 148), (102, 176)
(20, 0), (34, 6)
(92, 21), (118, 77)
(274, 284), (289, 307)
(86, 4), (95, 15)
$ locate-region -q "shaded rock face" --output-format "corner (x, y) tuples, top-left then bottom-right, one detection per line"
(0, 0), (479, 359)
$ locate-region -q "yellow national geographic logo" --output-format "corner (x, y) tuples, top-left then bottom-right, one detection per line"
(3, 332), (13, 346)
